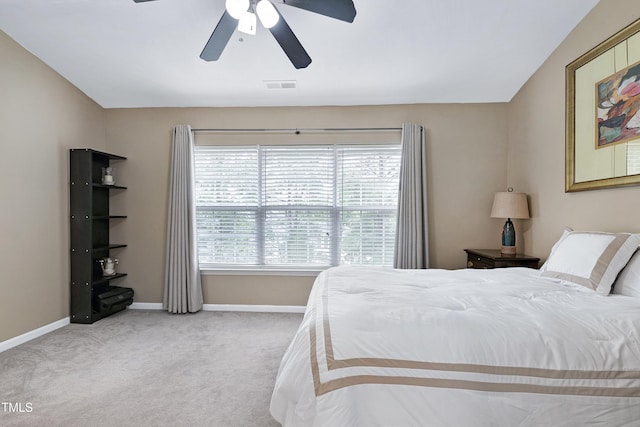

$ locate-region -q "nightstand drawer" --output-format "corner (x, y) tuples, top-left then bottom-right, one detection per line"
(464, 249), (540, 270)
(467, 257), (494, 269)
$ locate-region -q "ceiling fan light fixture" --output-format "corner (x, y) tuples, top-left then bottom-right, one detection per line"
(237, 11), (257, 35)
(256, 0), (279, 29)
(225, 0), (249, 19)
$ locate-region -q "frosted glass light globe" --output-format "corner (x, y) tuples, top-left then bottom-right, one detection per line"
(225, 0), (249, 19)
(256, 0), (279, 28)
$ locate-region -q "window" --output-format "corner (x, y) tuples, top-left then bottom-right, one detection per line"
(628, 141), (640, 175)
(194, 144), (401, 269)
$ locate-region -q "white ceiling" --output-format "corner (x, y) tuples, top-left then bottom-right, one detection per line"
(0, 0), (599, 108)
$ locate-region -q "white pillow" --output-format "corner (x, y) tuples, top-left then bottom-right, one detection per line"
(539, 231), (640, 295)
(539, 227), (573, 271)
(612, 249), (640, 297)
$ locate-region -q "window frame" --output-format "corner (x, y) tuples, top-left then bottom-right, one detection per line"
(194, 143), (401, 273)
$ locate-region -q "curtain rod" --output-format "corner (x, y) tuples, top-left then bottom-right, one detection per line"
(192, 127), (403, 134)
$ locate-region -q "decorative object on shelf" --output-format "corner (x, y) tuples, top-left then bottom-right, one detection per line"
(102, 167), (115, 185)
(490, 188), (530, 255)
(99, 257), (119, 276)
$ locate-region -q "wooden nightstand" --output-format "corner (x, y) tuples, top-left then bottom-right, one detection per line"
(464, 249), (540, 269)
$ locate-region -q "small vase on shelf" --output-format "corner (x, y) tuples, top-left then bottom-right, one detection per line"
(98, 257), (118, 276)
(102, 167), (115, 185)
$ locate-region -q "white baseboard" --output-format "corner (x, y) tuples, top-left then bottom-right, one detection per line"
(203, 304), (305, 313)
(129, 302), (163, 310)
(129, 302), (305, 313)
(0, 317), (70, 354)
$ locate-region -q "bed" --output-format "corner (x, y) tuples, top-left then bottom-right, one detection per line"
(270, 230), (640, 426)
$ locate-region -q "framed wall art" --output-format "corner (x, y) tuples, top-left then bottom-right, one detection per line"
(566, 18), (640, 192)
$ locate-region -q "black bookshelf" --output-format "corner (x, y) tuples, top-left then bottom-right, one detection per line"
(69, 149), (133, 323)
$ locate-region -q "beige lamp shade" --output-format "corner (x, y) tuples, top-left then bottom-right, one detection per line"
(490, 192), (530, 219)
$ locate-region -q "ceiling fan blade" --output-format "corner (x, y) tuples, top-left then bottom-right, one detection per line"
(200, 11), (237, 62)
(280, 0), (356, 23)
(268, 8), (311, 69)
(133, 0), (157, 3)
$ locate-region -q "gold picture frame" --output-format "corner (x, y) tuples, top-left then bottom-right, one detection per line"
(566, 18), (640, 192)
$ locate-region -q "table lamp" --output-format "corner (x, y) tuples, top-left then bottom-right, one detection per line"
(490, 189), (530, 255)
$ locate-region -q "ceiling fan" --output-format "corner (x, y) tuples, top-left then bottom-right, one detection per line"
(133, 0), (357, 69)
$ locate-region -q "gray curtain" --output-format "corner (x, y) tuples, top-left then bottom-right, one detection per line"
(164, 125), (204, 313)
(394, 123), (429, 269)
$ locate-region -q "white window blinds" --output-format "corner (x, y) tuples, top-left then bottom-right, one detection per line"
(338, 146), (400, 265)
(627, 141), (640, 175)
(194, 144), (401, 269)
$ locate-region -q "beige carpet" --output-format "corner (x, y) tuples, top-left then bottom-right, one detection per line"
(0, 310), (302, 427)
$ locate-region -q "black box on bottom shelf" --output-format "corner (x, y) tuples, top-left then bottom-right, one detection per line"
(93, 286), (134, 315)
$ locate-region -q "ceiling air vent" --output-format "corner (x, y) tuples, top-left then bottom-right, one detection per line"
(264, 80), (297, 89)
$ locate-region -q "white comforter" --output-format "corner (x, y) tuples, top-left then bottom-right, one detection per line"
(270, 265), (640, 426)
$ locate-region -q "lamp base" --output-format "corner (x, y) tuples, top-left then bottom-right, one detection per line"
(501, 245), (517, 255)
(501, 218), (516, 256)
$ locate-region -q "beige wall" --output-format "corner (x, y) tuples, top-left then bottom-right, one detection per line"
(507, 0), (640, 260)
(0, 30), (106, 342)
(104, 104), (508, 305)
